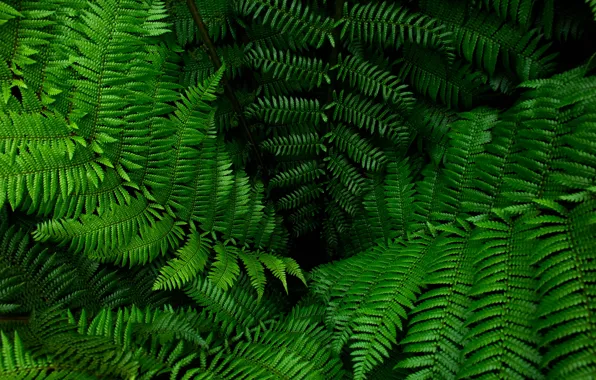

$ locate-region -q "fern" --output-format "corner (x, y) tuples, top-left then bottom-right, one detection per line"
(236, 0), (335, 48)
(1, 0), (595, 379)
(334, 54), (415, 109)
(341, 1), (454, 62)
(153, 230), (211, 291)
(247, 96), (327, 125)
(247, 46), (331, 89)
(325, 123), (387, 172)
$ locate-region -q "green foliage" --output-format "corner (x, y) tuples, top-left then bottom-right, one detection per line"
(1, 0), (595, 379)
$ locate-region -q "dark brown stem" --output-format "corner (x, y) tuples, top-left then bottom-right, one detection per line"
(186, 0), (264, 169)
(0, 315), (30, 323)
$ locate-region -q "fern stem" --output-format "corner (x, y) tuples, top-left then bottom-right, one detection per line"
(185, 0), (264, 169)
(0, 315), (29, 323)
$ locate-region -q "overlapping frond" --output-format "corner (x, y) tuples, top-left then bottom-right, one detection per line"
(398, 45), (488, 109)
(235, 0), (335, 48)
(247, 96), (327, 125)
(326, 123), (387, 172)
(247, 46), (331, 89)
(335, 54), (415, 110)
(261, 132), (324, 156)
(311, 239), (429, 379)
(33, 195), (163, 255)
(458, 214), (542, 379)
(341, 1), (454, 62)
(420, 0), (557, 81)
(524, 200), (596, 378)
(153, 230), (211, 291)
(331, 90), (407, 139)
(396, 220), (474, 379)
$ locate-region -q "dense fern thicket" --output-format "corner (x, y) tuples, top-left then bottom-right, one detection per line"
(0, 0), (595, 378)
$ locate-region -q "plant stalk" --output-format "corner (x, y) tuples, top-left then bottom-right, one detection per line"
(185, 0), (264, 169)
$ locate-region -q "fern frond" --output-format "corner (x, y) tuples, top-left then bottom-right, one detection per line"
(246, 22), (308, 52)
(153, 231), (211, 291)
(0, 222), (136, 312)
(235, 0), (335, 48)
(331, 90), (407, 139)
(0, 2), (20, 26)
(261, 132), (324, 156)
(46, 170), (133, 220)
(186, 312), (343, 379)
(153, 67), (225, 208)
(247, 46), (331, 89)
(214, 171), (251, 238)
(458, 215), (542, 379)
(587, 0), (596, 20)
(341, 1), (454, 62)
(311, 239), (428, 380)
(524, 200), (596, 378)
(228, 180), (266, 245)
(430, 108), (497, 222)
(385, 158), (416, 236)
(0, 265), (22, 314)
(270, 160), (324, 188)
(420, 0), (557, 81)
(33, 195), (162, 255)
(92, 216), (185, 267)
(27, 308), (156, 379)
(237, 250), (267, 301)
(0, 331), (91, 379)
(398, 45), (487, 109)
(66, 0), (170, 173)
(185, 274), (281, 335)
(288, 204), (320, 237)
(170, 0), (232, 44)
(0, 1), (54, 103)
(0, 144), (104, 212)
(254, 70), (307, 97)
(326, 123), (387, 172)
(335, 54), (415, 110)
(497, 69), (593, 207)
(257, 253), (287, 293)
(277, 183), (324, 210)
(362, 174), (393, 243)
(252, 205), (288, 251)
(472, 0), (535, 25)
(188, 135), (235, 231)
(326, 179), (360, 216)
(209, 242), (241, 292)
(396, 221), (474, 379)
(247, 96), (327, 125)
(325, 151), (366, 196)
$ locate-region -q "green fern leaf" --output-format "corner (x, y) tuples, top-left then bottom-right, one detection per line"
(270, 160), (324, 188)
(341, 1), (454, 62)
(153, 231), (211, 291)
(259, 253), (288, 293)
(238, 250), (266, 300)
(335, 54), (415, 110)
(33, 195), (162, 255)
(331, 90), (407, 139)
(247, 46), (331, 89)
(247, 96), (327, 125)
(209, 242), (241, 291)
(236, 0), (335, 48)
(326, 123), (387, 172)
